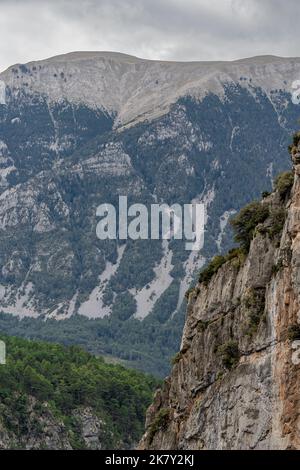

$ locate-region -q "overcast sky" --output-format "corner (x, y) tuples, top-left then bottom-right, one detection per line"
(0, 0), (299, 71)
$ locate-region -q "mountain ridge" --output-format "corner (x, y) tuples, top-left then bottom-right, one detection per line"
(0, 50), (299, 375)
(3, 51), (300, 72)
(1, 52), (300, 128)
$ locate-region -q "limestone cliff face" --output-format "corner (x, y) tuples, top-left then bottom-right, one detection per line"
(140, 161), (300, 450)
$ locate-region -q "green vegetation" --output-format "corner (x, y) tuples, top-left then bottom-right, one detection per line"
(112, 292), (137, 321)
(147, 408), (170, 445)
(293, 131), (300, 147)
(274, 171), (294, 199)
(218, 340), (240, 370)
(288, 131), (300, 153)
(0, 310), (185, 377)
(151, 280), (181, 324)
(243, 288), (266, 336)
(198, 164), (293, 288)
(199, 255), (227, 285)
(255, 207), (286, 241)
(225, 247), (247, 266)
(0, 88), (297, 385)
(0, 334), (160, 448)
(199, 248), (246, 286)
(230, 201), (269, 251)
(268, 207), (286, 239)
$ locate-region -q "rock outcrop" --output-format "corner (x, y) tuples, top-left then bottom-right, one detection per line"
(0, 397), (107, 450)
(139, 150), (300, 449)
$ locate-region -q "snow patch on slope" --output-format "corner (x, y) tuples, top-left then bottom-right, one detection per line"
(78, 244), (125, 319)
(266, 162), (274, 182)
(216, 210), (237, 251)
(0, 282), (39, 318)
(47, 292), (78, 320)
(131, 240), (174, 320)
(176, 252), (205, 313)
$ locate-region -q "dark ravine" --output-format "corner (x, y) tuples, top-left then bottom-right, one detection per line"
(139, 137), (300, 450)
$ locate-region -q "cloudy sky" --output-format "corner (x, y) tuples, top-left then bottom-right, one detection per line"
(0, 0), (299, 71)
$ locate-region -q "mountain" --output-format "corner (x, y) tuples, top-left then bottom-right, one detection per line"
(0, 52), (300, 375)
(0, 334), (159, 449)
(139, 137), (300, 449)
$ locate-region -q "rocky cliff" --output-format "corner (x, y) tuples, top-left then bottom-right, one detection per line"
(139, 137), (300, 449)
(0, 400), (106, 450)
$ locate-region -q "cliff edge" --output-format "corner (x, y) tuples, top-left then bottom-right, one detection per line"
(139, 134), (300, 450)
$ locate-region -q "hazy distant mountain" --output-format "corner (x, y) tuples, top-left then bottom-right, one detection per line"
(0, 52), (299, 374)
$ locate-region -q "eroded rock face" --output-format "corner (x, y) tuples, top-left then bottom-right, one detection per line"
(139, 168), (300, 450)
(72, 407), (106, 450)
(0, 397), (107, 450)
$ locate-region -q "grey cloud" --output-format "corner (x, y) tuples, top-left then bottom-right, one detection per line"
(0, 0), (299, 72)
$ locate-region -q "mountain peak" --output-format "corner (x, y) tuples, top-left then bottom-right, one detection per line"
(1, 51), (300, 128)
(28, 50), (143, 66)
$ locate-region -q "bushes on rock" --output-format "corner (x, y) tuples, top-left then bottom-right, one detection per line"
(243, 288), (266, 335)
(198, 255), (227, 285)
(225, 247), (247, 267)
(198, 167), (292, 288)
(288, 131), (300, 154)
(230, 201), (269, 251)
(293, 131), (300, 148)
(198, 248), (246, 286)
(148, 408), (170, 444)
(268, 207), (286, 239)
(217, 340), (240, 369)
(274, 171), (294, 199)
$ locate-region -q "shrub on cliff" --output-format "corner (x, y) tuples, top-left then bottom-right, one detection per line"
(243, 287), (266, 336)
(274, 171), (294, 200)
(198, 248), (246, 286)
(218, 340), (240, 369)
(293, 131), (300, 148)
(199, 255), (227, 285)
(268, 207), (286, 239)
(147, 408), (170, 444)
(230, 201), (269, 251)
(288, 131), (300, 154)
